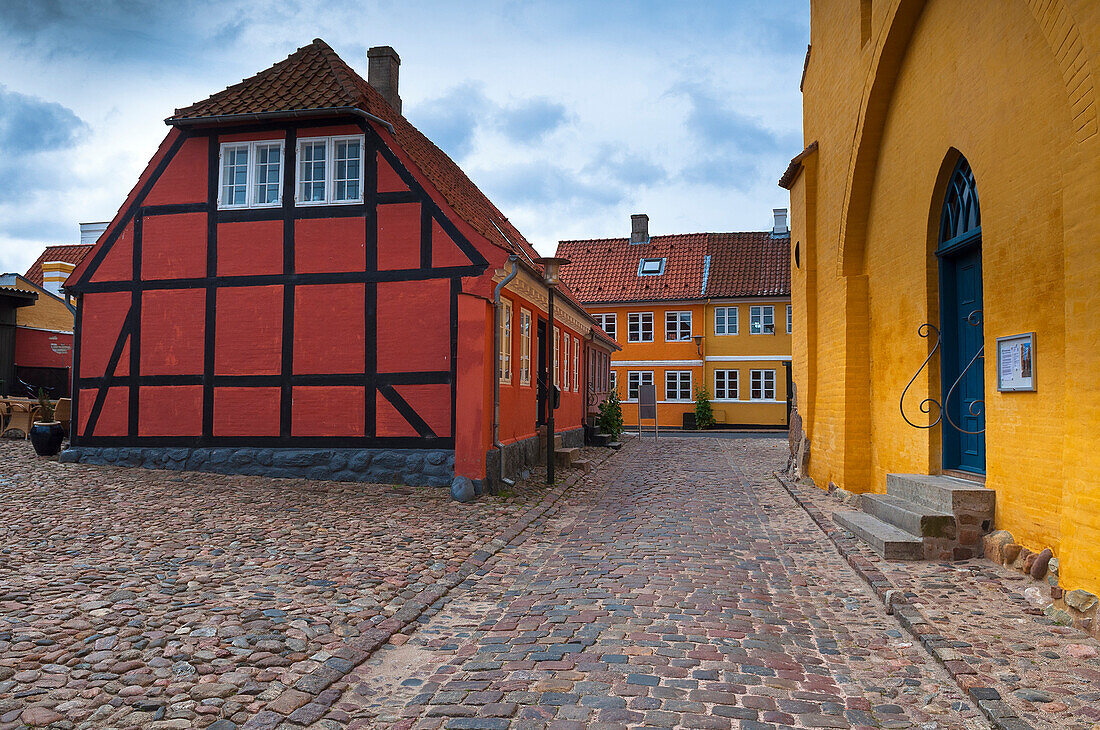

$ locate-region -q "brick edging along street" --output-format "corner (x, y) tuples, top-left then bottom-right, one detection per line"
(772, 473), (1036, 730)
(240, 447), (619, 729)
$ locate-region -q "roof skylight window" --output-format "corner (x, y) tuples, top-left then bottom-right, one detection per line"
(638, 258), (666, 276)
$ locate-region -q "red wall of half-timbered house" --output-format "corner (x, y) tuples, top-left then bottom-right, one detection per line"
(67, 115), (597, 481)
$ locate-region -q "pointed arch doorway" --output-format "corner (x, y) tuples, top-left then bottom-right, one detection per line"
(937, 156), (985, 474)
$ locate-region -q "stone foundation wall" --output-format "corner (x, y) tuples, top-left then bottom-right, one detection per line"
(60, 446), (455, 487)
(484, 427), (583, 490)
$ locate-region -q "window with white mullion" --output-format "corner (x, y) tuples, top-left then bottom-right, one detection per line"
(665, 370), (692, 401)
(627, 312), (653, 343)
(715, 306), (738, 335)
(333, 137), (362, 202)
(750, 305), (775, 334)
(298, 140), (328, 204)
(715, 370), (738, 400)
(220, 144), (250, 208)
(665, 311), (692, 342)
(252, 142), (283, 206)
(627, 371), (652, 401)
(750, 369), (776, 400)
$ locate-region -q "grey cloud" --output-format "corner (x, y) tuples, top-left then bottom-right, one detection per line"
(410, 82), (488, 161)
(496, 97), (569, 144)
(583, 144), (667, 187)
(480, 162), (623, 208)
(0, 86), (87, 200)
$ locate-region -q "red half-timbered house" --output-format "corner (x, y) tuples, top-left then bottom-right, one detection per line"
(63, 40), (615, 490)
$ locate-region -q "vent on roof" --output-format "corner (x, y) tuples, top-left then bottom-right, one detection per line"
(630, 213), (649, 244)
(772, 208), (789, 237)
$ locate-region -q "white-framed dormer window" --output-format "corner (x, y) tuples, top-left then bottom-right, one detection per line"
(219, 140), (284, 209)
(665, 311), (692, 342)
(715, 370), (738, 400)
(665, 370), (692, 401)
(638, 258), (666, 276)
(595, 313), (617, 341)
(715, 306), (738, 335)
(296, 134), (364, 205)
(787, 304), (793, 334)
(627, 312), (653, 342)
(750, 305), (775, 334)
(750, 369), (776, 400)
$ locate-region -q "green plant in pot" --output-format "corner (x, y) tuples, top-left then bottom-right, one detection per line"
(30, 388), (64, 457)
(694, 386), (715, 430)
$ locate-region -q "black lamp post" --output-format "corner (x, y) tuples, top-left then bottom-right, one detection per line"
(535, 256), (570, 485)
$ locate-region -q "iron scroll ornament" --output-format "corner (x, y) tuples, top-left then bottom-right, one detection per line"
(900, 310), (986, 435)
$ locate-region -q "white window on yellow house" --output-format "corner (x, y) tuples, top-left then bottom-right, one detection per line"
(499, 299), (512, 383)
(750, 369), (776, 400)
(595, 313), (616, 341)
(573, 336), (580, 392)
(610, 370), (617, 395)
(627, 371), (652, 401)
(787, 304), (793, 334)
(665, 370), (692, 401)
(665, 311), (692, 341)
(627, 312), (653, 342)
(562, 334), (570, 391)
(715, 306), (738, 335)
(715, 369), (738, 399)
(553, 326), (560, 386)
(519, 309), (532, 385)
(750, 305), (775, 334)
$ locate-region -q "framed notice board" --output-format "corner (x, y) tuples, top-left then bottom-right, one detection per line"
(996, 332), (1035, 392)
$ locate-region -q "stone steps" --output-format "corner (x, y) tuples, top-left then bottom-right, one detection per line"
(572, 458), (593, 473)
(834, 511), (925, 560)
(832, 473), (996, 561)
(861, 494), (956, 539)
(607, 441), (623, 450)
(554, 447), (579, 468)
(886, 473), (995, 518)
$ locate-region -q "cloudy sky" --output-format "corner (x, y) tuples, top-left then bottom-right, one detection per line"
(0, 0), (808, 273)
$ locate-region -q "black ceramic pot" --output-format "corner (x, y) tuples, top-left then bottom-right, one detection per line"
(30, 421), (65, 457)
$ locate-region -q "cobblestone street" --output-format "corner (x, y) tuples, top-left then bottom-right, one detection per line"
(3, 436), (1098, 729)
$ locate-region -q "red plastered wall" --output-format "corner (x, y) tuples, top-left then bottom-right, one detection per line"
(14, 328), (73, 369)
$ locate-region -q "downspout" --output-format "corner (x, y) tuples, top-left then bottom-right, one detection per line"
(493, 255), (520, 488)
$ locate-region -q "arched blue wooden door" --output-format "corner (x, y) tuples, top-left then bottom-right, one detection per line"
(938, 157), (985, 473)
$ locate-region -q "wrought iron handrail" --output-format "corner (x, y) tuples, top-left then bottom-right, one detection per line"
(900, 309), (985, 435)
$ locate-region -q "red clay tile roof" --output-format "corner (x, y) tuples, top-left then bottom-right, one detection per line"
(556, 231), (790, 304)
(24, 245), (94, 288)
(168, 39), (541, 267)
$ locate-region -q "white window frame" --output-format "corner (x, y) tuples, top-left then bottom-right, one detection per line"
(627, 371), (653, 402)
(553, 326), (560, 387)
(295, 134), (365, 206)
(610, 370), (617, 395)
(750, 305), (775, 335)
(665, 370), (692, 401)
(714, 306), (738, 336)
(627, 312), (654, 343)
(573, 336), (580, 392)
(750, 369), (776, 400)
(595, 313), (617, 341)
(665, 311), (692, 342)
(499, 299), (513, 384)
(787, 304), (793, 334)
(562, 334), (570, 392)
(218, 140), (285, 210)
(714, 369), (739, 400)
(519, 309), (532, 386)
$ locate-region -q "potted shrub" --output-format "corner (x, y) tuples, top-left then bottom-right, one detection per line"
(598, 390), (624, 441)
(30, 388), (64, 457)
(694, 386), (716, 430)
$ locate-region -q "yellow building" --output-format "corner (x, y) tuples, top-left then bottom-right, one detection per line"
(557, 213), (791, 429)
(783, 1), (1099, 598)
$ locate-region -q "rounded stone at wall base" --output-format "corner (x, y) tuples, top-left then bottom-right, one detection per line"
(450, 476), (476, 503)
(1030, 548), (1053, 579)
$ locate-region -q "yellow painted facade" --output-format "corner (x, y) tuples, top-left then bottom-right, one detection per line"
(593, 299), (792, 429)
(788, 0), (1099, 593)
(7, 276), (74, 333)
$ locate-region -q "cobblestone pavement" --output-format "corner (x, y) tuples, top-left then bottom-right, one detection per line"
(0, 440), (568, 730)
(783, 477), (1100, 730)
(332, 436), (993, 730)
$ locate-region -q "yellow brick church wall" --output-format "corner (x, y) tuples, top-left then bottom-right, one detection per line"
(792, 0), (1100, 594)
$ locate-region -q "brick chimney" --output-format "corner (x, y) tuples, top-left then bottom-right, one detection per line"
(367, 46), (401, 113)
(630, 213), (649, 244)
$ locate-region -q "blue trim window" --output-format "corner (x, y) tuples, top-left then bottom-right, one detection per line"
(638, 258), (666, 276)
(939, 157), (980, 249)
